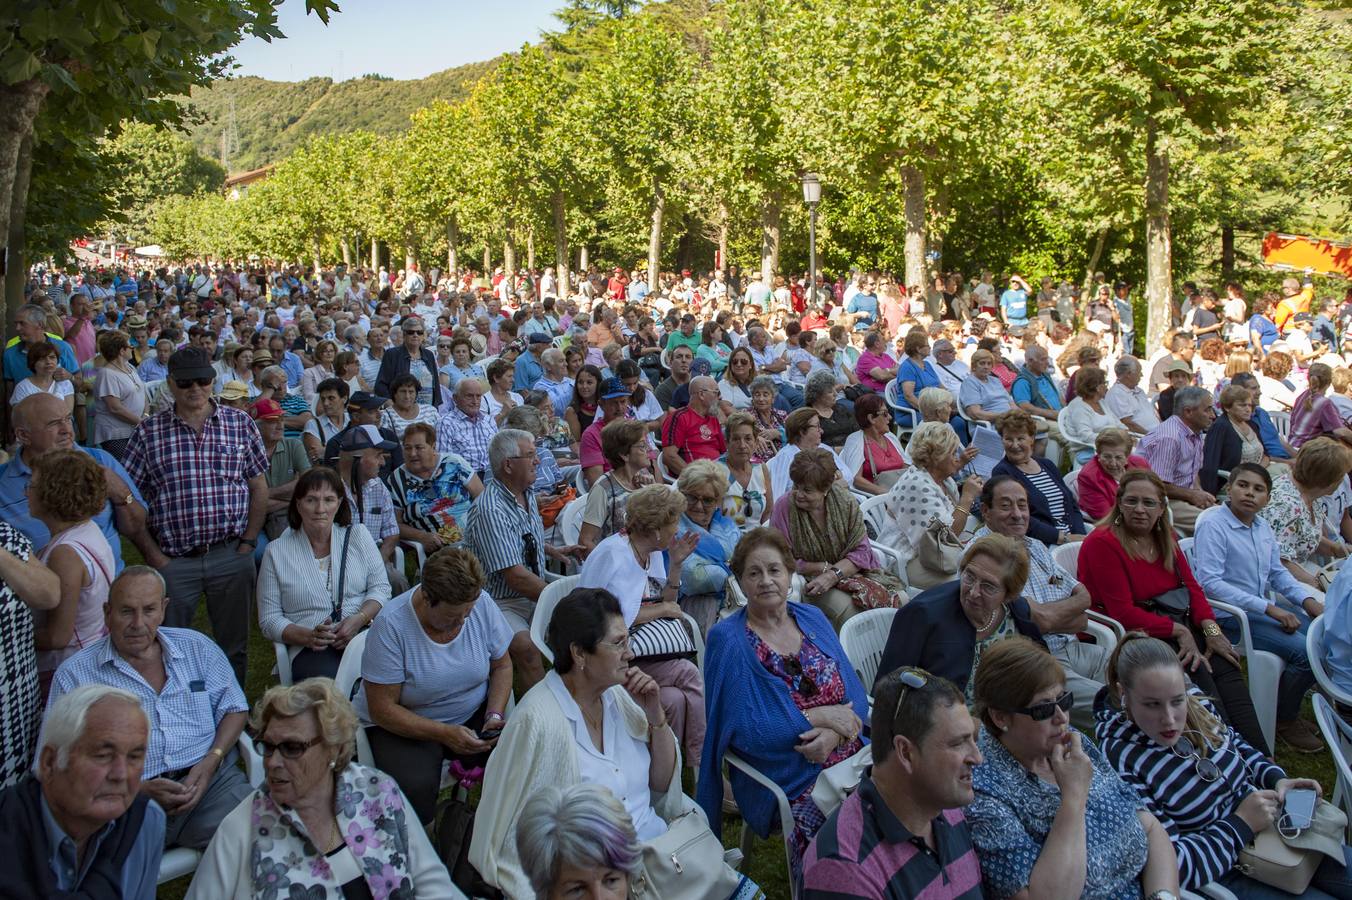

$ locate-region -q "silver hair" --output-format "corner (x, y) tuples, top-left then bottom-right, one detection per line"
(750, 374), (778, 395)
(1174, 385), (1212, 413)
(1114, 355), (1141, 377)
(804, 370), (839, 407)
(503, 404), (544, 437)
(1024, 344), (1047, 361)
(111, 565), (168, 603)
(17, 304), (46, 326)
(489, 428), (535, 476)
(39, 684), (146, 772)
(454, 377), (485, 397)
(541, 348), (564, 367)
(259, 365), (288, 389)
(516, 783), (642, 898)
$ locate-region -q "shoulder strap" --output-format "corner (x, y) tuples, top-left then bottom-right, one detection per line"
(333, 526), (353, 622)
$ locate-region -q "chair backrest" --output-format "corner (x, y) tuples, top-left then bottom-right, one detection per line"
(654, 450), (676, 484)
(839, 608), (898, 693)
(1178, 537), (1195, 567)
(334, 628), (369, 705)
(1311, 694), (1352, 829)
(1307, 616), (1352, 706)
(1051, 541), (1081, 576)
(559, 493), (587, 545)
(531, 574), (583, 662)
(1065, 466), (1081, 502)
(883, 379), (904, 413)
(859, 493), (891, 541)
(1271, 410), (1291, 439)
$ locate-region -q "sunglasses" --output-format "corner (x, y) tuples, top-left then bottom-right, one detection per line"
(888, 668), (930, 732)
(783, 656), (818, 697)
(1014, 690), (1074, 722)
(253, 735), (323, 759)
(1170, 733), (1221, 782)
(175, 377), (214, 389)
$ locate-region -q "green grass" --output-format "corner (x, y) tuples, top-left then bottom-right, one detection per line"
(139, 535), (1334, 899)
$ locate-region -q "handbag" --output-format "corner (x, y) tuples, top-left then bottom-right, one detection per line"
(1142, 586), (1192, 623)
(1237, 798), (1347, 893)
(630, 807), (745, 900)
(905, 515), (964, 589)
(629, 606), (698, 662)
(810, 743), (871, 818)
(432, 795), (502, 899)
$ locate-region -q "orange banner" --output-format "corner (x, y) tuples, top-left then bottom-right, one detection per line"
(1262, 232), (1352, 279)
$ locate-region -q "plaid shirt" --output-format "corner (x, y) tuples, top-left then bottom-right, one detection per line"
(347, 476), (398, 542)
(123, 402), (267, 557)
(1136, 414), (1203, 489)
(436, 406), (497, 474)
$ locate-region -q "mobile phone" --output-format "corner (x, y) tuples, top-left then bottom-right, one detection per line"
(476, 726), (502, 741)
(1284, 788), (1317, 831)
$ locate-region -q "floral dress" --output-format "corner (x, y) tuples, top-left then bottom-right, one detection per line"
(750, 408), (787, 465)
(745, 628), (864, 884)
(1259, 473), (1322, 563)
(0, 523), (38, 789)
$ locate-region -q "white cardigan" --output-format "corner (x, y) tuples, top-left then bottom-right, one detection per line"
(469, 675), (686, 899)
(256, 523), (391, 648)
(840, 430), (912, 481)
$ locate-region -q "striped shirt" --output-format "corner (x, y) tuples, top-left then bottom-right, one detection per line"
(347, 477), (398, 542)
(122, 402), (268, 557)
(1136, 414), (1204, 489)
(1094, 690), (1284, 889)
(465, 479), (544, 603)
(46, 627), (247, 778)
(1023, 466), (1068, 530)
(802, 776), (983, 899)
(436, 406), (497, 475)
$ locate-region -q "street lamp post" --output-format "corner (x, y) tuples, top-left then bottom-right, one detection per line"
(801, 173), (821, 307)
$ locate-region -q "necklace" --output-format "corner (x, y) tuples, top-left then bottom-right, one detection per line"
(629, 538), (650, 570)
(975, 604), (1003, 633)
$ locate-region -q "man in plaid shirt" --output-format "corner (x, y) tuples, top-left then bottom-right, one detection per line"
(123, 347), (268, 686)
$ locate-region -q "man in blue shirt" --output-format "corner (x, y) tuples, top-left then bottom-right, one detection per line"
(3, 304), (79, 387)
(3, 684), (164, 899)
(513, 332), (549, 391)
(1192, 462), (1324, 752)
(0, 393), (146, 573)
(267, 333), (304, 388)
(1009, 344), (1064, 449)
(998, 275), (1030, 327)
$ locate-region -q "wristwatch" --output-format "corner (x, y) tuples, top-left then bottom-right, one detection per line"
(1146, 891), (1179, 900)
(829, 565), (845, 582)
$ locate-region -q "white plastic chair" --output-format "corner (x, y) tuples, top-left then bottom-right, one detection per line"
(558, 493), (588, 546)
(1270, 410), (1291, 440)
(1312, 693), (1352, 839)
(654, 451), (677, 484)
(839, 608), (898, 694)
(726, 750), (798, 898)
(334, 629), (376, 767)
(159, 734), (264, 885)
(883, 380), (915, 439)
(1307, 615), (1352, 706)
(1065, 465), (1082, 502)
(530, 575), (583, 662)
(274, 641), (293, 686)
(1051, 541), (1081, 575)
(1050, 539), (1123, 645)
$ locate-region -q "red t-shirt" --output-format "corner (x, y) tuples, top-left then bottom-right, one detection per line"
(662, 408), (726, 463)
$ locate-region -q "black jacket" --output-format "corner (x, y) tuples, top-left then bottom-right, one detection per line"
(990, 456), (1087, 545)
(373, 345), (443, 410)
(1200, 413), (1246, 495)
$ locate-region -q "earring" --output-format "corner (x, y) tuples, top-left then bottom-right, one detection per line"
(329, 760), (336, 770)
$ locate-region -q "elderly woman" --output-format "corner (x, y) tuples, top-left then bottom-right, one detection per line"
(673, 460), (743, 635)
(880, 421), (982, 586)
(388, 422), (483, 552)
(472, 587), (759, 900)
(960, 348), (1016, 424)
(579, 485), (705, 769)
(855, 330), (899, 393)
(804, 370), (853, 448)
(92, 330), (146, 460)
(841, 393), (909, 495)
(1201, 383), (1272, 494)
(912, 384), (972, 446)
(355, 547), (514, 824)
(1096, 634), (1351, 897)
(258, 467), (390, 681)
(766, 407), (854, 499)
(300, 338), (339, 404)
(993, 410), (1086, 545)
(516, 784), (644, 900)
(724, 411), (774, 527)
(1077, 470), (1269, 753)
(579, 419), (653, 551)
(1291, 362), (1352, 448)
(1056, 366), (1123, 464)
(441, 334), (485, 392)
(968, 637), (1180, 900)
(771, 448), (905, 629)
(718, 346), (758, 415)
(699, 527), (869, 886)
(749, 375), (788, 464)
(187, 679), (460, 899)
(1075, 427), (1149, 521)
(380, 372), (440, 438)
(876, 534), (1043, 702)
(896, 327), (942, 427)
(1259, 436), (1352, 589)
(30, 450), (113, 698)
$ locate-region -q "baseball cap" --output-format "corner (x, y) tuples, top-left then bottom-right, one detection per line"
(528, 332), (551, 345)
(219, 381), (250, 402)
(1163, 359), (1193, 376)
(600, 377), (630, 400)
(250, 398), (283, 420)
(338, 424), (397, 453)
(347, 391), (387, 410)
(167, 347), (215, 381)
(1293, 312), (1315, 324)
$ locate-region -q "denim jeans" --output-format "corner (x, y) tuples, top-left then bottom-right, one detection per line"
(775, 382), (804, 412)
(1218, 602), (1315, 722)
(1220, 844), (1352, 898)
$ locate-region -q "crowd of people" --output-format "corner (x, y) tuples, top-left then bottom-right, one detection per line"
(4, 257), (1352, 899)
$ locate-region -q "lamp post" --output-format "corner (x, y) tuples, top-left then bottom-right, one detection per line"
(801, 173), (821, 307)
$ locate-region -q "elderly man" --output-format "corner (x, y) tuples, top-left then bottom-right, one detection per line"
(513, 332), (550, 391)
(466, 429), (584, 689)
(929, 338), (970, 397)
(252, 397), (310, 555)
(137, 337), (174, 383)
(359, 320), (388, 387)
(532, 348), (574, 417)
(801, 669), (983, 899)
(255, 361), (312, 438)
(660, 375), (726, 476)
(1105, 355), (1160, 435)
(1136, 385), (1217, 534)
(973, 476), (1108, 730)
(436, 378), (497, 481)
(3, 304), (79, 396)
(47, 568), (249, 852)
(123, 347), (268, 685)
(0, 393), (147, 573)
(3, 685), (164, 898)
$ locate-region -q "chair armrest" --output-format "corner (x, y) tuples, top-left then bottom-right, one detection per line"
(725, 750), (794, 841)
(1086, 610), (1126, 641)
(1207, 599), (1255, 659)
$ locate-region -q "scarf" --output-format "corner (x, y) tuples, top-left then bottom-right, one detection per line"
(0, 777), (148, 900)
(788, 484), (904, 611)
(250, 763), (416, 900)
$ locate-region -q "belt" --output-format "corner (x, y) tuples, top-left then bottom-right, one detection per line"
(160, 766), (192, 782)
(177, 537), (238, 558)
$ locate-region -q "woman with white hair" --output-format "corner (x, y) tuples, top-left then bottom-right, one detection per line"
(516, 783), (643, 900)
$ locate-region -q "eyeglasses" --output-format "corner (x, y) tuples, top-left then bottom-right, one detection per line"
(1170, 733), (1220, 782)
(888, 667), (930, 733)
(682, 492), (720, 508)
(174, 377), (214, 389)
(783, 656), (818, 697)
(959, 569), (1005, 600)
(253, 735), (324, 759)
(1120, 497), (1162, 510)
(599, 632), (630, 653)
(1013, 691), (1074, 722)
(404, 329), (424, 336)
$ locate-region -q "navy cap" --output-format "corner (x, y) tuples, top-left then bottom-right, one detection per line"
(338, 424), (397, 453)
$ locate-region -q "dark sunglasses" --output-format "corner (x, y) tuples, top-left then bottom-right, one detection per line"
(403, 329), (425, 336)
(175, 377), (214, 389)
(1171, 733), (1221, 782)
(888, 668), (929, 733)
(783, 656), (818, 697)
(1014, 691), (1074, 722)
(253, 735), (323, 759)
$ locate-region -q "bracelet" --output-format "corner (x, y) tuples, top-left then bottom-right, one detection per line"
(1201, 621), (1223, 638)
(484, 711), (504, 723)
(238, 537), (257, 548)
(209, 747), (224, 761)
(954, 506), (970, 516)
(648, 718), (668, 734)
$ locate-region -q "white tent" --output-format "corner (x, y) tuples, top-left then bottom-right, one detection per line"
(133, 245), (164, 258)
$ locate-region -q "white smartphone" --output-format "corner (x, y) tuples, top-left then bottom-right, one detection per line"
(1284, 788), (1318, 831)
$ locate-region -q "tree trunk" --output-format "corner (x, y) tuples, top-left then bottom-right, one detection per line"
(1221, 225), (1235, 281)
(370, 238), (379, 270)
(759, 189), (781, 285)
(648, 180), (664, 292)
(313, 237), (323, 273)
(579, 245), (588, 272)
(552, 190), (570, 302)
(504, 220), (517, 291)
(1144, 124), (1173, 356)
(404, 242), (417, 273)
(0, 80), (50, 272)
(901, 164), (927, 290)
(5, 130), (35, 342)
(1081, 227), (1109, 298)
(526, 229), (536, 271)
(717, 201), (730, 274)
(482, 243), (491, 276)
(340, 237), (352, 267)
(446, 216), (458, 277)
(931, 179), (950, 268)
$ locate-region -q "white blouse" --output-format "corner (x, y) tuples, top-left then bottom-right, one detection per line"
(1057, 397), (1124, 452)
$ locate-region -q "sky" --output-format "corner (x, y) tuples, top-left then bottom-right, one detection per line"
(227, 0), (563, 82)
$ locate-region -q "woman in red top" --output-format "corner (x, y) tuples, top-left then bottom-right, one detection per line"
(1076, 469), (1269, 753)
(1075, 427), (1150, 521)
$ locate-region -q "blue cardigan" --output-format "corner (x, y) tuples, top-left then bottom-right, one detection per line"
(696, 603), (870, 840)
(990, 456), (1086, 545)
